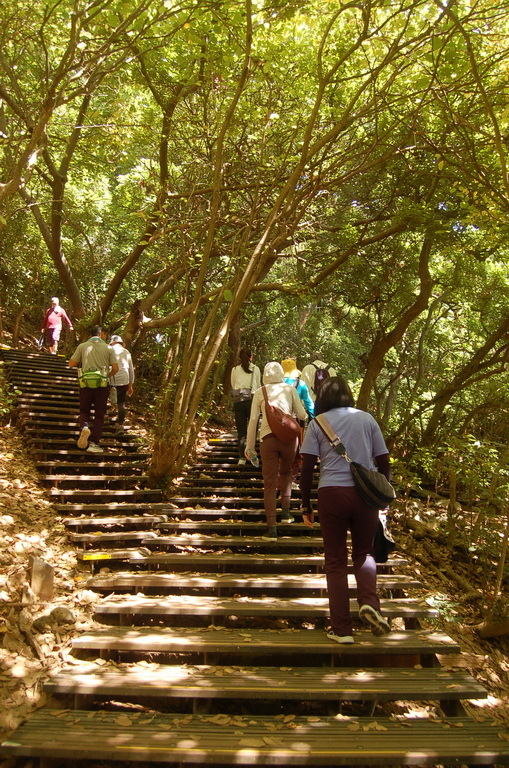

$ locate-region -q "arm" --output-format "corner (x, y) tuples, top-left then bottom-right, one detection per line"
(291, 387), (308, 421)
(298, 382), (315, 418)
(375, 453), (391, 481)
(252, 365), (261, 390)
(128, 356), (135, 394)
(245, 392), (261, 452)
(62, 309), (73, 329)
(68, 358), (78, 368)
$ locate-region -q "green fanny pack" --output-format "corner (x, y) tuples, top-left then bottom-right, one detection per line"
(79, 369), (108, 389)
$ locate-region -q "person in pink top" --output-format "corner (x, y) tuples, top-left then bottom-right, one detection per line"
(41, 297), (73, 354)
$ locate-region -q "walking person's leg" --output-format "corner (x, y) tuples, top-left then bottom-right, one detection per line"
(318, 486), (354, 640)
(89, 387), (109, 447)
(259, 435), (280, 534)
(77, 388), (93, 449)
(350, 500), (390, 635)
(278, 438), (298, 521)
(115, 385), (128, 425)
(233, 399), (251, 461)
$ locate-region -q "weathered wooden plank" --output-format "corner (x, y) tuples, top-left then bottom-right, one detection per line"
(48, 488), (162, 498)
(141, 534), (324, 549)
(3, 711), (507, 765)
(75, 550), (407, 574)
(85, 571), (421, 593)
(44, 663), (487, 701)
(64, 515), (168, 529)
(70, 530), (159, 545)
(93, 595), (438, 620)
(71, 626), (460, 656)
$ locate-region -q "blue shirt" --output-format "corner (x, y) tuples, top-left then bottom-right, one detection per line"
(300, 407), (388, 487)
(284, 377), (314, 417)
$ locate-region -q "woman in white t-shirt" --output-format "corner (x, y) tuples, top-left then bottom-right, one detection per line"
(300, 376), (391, 645)
(230, 348), (261, 465)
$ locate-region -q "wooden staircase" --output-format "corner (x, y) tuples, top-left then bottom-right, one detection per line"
(1, 347), (508, 766)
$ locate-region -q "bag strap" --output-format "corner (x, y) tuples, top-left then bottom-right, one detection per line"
(314, 414), (350, 461)
(262, 385), (269, 406)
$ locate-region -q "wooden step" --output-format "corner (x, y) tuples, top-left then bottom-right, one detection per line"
(54, 501), (171, 514)
(93, 595), (438, 621)
(85, 571), (421, 594)
(28, 438), (141, 451)
(157, 521), (316, 533)
(64, 515), (168, 529)
(44, 662), (486, 702)
(167, 496), (266, 508)
(33, 451), (151, 462)
(76, 549), (407, 571)
(70, 530), (159, 546)
(37, 462), (147, 474)
(41, 474), (150, 486)
(5, 711), (507, 766)
(48, 488), (163, 500)
(73, 527), (316, 542)
(140, 534), (324, 550)
(72, 626), (460, 658)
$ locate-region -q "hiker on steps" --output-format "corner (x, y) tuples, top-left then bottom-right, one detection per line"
(245, 361), (307, 539)
(300, 354), (337, 402)
(40, 297), (73, 355)
(108, 334), (135, 431)
(68, 326), (118, 453)
(299, 376), (391, 645)
(230, 348), (261, 465)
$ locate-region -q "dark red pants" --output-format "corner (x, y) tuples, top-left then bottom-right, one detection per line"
(318, 486), (381, 635)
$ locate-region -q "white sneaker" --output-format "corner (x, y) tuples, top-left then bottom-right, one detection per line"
(87, 442), (104, 453)
(359, 604), (391, 636)
(77, 426), (91, 449)
(327, 630), (354, 644)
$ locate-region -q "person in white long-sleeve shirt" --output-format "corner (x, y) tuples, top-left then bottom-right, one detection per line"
(109, 335), (134, 428)
(230, 348), (261, 464)
(301, 356), (337, 401)
(246, 361), (307, 538)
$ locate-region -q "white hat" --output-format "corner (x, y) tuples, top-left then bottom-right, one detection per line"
(110, 335), (124, 344)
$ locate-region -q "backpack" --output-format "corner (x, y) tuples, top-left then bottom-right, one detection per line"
(262, 386), (301, 444)
(312, 363), (330, 395)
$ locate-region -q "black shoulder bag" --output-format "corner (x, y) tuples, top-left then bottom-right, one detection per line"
(314, 413), (396, 509)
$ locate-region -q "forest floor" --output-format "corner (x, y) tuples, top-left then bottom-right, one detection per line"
(0, 413), (508, 762)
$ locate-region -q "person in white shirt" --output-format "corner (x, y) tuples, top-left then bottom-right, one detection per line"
(300, 355), (337, 401)
(230, 348), (261, 464)
(245, 361), (307, 538)
(109, 335), (134, 429)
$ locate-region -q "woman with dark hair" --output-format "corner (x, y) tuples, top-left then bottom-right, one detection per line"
(230, 348), (261, 464)
(299, 376), (391, 644)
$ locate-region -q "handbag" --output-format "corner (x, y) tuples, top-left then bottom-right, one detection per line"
(314, 413), (396, 509)
(373, 516), (396, 563)
(262, 386), (301, 444)
(78, 368), (109, 389)
(232, 370), (254, 403)
(232, 388), (252, 403)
